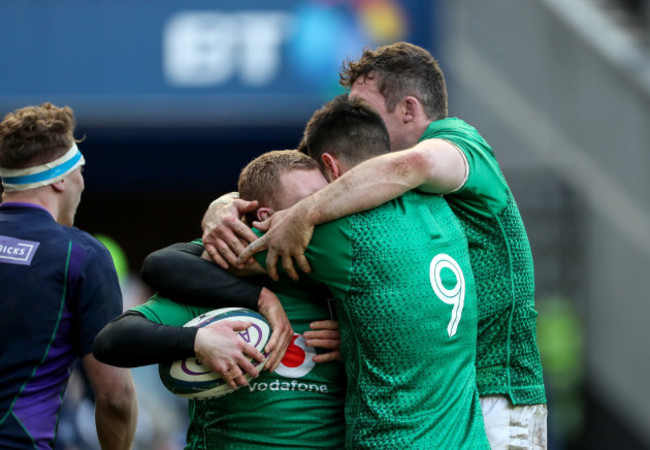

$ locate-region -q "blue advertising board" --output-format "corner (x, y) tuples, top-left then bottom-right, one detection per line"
(0, 0), (437, 127)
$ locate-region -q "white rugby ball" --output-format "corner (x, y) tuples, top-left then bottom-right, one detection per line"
(159, 307), (270, 399)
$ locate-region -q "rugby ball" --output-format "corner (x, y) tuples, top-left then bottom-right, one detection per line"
(159, 307), (270, 399)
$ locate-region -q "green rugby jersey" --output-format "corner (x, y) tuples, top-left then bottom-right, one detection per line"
(295, 191), (489, 449)
(420, 118), (545, 405)
(133, 277), (345, 449)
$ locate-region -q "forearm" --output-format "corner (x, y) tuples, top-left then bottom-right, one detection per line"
(300, 142), (464, 225)
(82, 354), (138, 450)
(95, 386), (138, 450)
(141, 242), (261, 310)
(93, 311), (197, 367)
(301, 150), (428, 225)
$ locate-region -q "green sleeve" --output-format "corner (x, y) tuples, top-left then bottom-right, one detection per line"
(420, 118), (510, 216)
(131, 294), (208, 326)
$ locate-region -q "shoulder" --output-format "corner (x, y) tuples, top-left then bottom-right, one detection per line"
(66, 228), (112, 258)
(421, 118), (493, 155)
(424, 120), (511, 208)
(422, 117), (482, 137)
(56, 227), (117, 274)
(419, 118), (501, 182)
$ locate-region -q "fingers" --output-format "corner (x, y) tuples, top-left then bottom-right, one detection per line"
(309, 320), (340, 330)
(238, 237), (256, 266)
(202, 200), (240, 261)
(224, 215), (259, 246)
(218, 347), (261, 391)
(215, 335), (264, 389)
(204, 243), (229, 270)
(203, 202), (259, 268)
(268, 252), (307, 282)
(237, 237), (268, 267)
(222, 319), (249, 329)
(294, 253), (312, 275)
(195, 321), (269, 391)
(312, 351), (342, 363)
(264, 329), (292, 373)
(238, 345), (264, 373)
(232, 375), (248, 388)
(220, 366), (245, 389)
(220, 365), (251, 390)
(257, 287), (293, 373)
(229, 322), (266, 366)
(243, 345), (266, 365)
(204, 223), (239, 268)
(225, 321), (266, 361)
(251, 218), (271, 232)
(264, 351), (282, 374)
(304, 320), (341, 359)
(265, 249), (280, 282)
(214, 241), (241, 269)
(263, 333), (281, 372)
(303, 337), (340, 350)
(233, 198), (258, 215)
(304, 327), (341, 342)
(281, 254), (299, 281)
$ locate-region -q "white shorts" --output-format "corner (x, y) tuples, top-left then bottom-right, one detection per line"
(480, 395), (548, 449)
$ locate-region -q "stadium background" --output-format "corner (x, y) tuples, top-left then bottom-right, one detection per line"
(2, 0), (649, 449)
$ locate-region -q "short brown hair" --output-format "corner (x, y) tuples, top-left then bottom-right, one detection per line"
(238, 150), (320, 224)
(339, 41), (448, 121)
(301, 94), (391, 169)
(0, 102), (77, 169)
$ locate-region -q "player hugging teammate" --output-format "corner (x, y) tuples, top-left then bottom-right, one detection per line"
(94, 41), (546, 450)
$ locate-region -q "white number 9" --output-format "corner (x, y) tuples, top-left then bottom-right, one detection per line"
(429, 254), (465, 337)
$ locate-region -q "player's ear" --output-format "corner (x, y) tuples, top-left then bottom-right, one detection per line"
(402, 96), (420, 124)
(51, 179), (65, 193)
(257, 206), (274, 222)
(321, 153), (341, 181)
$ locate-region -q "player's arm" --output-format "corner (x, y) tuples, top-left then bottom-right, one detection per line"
(93, 311), (198, 367)
(93, 310), (265, 388)
(141, 242), (292, 372)
(201, 192), (260, 268)
(74, 243), (136, 449)
(238, 139), (467, 280)
(141, 241), (261, 311)
(82, 353), (137, 450)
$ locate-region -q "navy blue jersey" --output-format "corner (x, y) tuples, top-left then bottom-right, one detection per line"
(0, 203), (123, 449)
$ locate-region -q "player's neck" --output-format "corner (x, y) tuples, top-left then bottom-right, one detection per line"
(3, 189), (59, 221)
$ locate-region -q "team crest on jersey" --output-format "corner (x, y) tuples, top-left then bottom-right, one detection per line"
(0, 235), (39, 266)
(276, 333), (316, 378)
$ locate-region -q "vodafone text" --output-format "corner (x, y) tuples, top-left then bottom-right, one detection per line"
(246, 379), (329, 393)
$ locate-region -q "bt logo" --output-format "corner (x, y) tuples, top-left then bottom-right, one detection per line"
(163, 11), (291, 87)
(162, 1), (408, 89)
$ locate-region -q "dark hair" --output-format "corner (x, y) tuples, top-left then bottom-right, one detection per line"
(301, 94), (391, 169)
(0, 102), (77, 168)
(238, 149), (320, 224)
(339, 41), (448, 121)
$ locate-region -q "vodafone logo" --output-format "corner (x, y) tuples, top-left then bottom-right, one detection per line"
(275, 333), (316, 378)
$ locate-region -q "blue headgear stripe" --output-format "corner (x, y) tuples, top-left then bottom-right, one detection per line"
(2, 150), (83, 185)
(0, 144), (85, 191)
